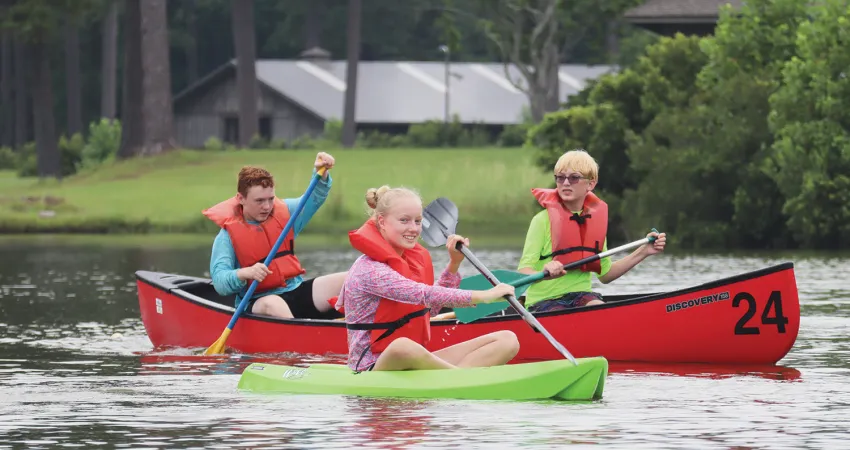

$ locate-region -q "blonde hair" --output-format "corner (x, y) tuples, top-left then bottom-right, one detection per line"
(365, 185), (421, 218)
(554, 149), (599, 181)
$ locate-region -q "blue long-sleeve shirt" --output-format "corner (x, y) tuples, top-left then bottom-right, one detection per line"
(209, 171), (332, 304)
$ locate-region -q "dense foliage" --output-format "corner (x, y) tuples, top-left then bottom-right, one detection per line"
(530, 0), (849, 249)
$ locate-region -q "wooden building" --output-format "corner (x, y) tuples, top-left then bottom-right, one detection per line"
(623, 0), (744, 36)
(172, 53), (615, 148)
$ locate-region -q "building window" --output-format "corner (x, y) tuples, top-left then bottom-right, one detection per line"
(259, 116), (272, 140)
(223, 116), (271, 143)
(223, 117), (239, 144)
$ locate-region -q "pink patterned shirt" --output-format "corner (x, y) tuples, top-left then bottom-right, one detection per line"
(335, 254), (475, 371)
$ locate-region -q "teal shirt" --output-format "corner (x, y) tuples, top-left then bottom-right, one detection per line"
(209, 170), (332, 305)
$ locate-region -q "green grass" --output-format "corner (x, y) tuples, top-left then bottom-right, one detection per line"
(0, 147), (550, 239)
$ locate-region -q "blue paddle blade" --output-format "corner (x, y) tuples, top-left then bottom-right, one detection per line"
(456, 270), (530, 323)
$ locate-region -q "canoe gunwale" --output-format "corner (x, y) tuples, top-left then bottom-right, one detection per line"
(135, 269), (349, 328)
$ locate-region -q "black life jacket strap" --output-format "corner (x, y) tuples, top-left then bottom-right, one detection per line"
(569, 212), (591, 225)
(349, 307), (430, 372)
(254, 239), (295, 266)
(540, 244), (600, 260)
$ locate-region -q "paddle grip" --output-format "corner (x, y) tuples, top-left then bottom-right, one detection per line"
(649, 227), (659, 243)
(457, 244), (578, 365)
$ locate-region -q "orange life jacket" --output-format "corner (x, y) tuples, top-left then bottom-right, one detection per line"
(202, 196), (307, 293)
(344, 219), (433, 357)
(531, 188), (608, 273)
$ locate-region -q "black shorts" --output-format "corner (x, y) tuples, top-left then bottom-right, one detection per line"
(246, 278), (343, 320)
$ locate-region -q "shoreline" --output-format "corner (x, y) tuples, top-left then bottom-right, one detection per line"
(2, 232), (847, 258)
(0, 231), (528, 250)
(0, 147), (546, 244)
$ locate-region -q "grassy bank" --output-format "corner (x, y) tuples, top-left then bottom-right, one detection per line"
(0, 147), (550, 239)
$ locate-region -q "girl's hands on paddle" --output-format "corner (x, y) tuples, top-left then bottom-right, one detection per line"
(446, 234), (470, 265)
(640, 231), (667, 257)
(471, 283), (516, 304)
(543, 261), (566, 279)
(237, 262), (272, 283)
(314, 152), (335, 179)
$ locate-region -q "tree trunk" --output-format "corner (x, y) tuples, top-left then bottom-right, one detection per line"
(30, 40), (61, 179)
(544, 43), (560, 113)
(527, 64), (552, 123)
(138, 0), (177, 154)
(118, 0), (144, 159)
(606, 20), (620, 63)
(13, 36), (28, 149)
(305, 0), (323, 50)
(529, 90), (547, 123)
(231, 0), (258, 148)
(101, 0), (119, 120)
(186, 0), (199, 84)
(341, 0), (361, 148)
(64, 18), (83, 136)
(1, 31), (12, 147)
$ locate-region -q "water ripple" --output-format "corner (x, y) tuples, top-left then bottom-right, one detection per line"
(0, 245), (848, 448)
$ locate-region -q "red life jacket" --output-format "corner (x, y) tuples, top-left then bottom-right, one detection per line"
(531, 188), (608, 273)
(202, 196), (307, 293)
(344, 219), (433, 355)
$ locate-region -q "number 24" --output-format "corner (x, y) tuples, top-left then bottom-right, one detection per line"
(733, 291), (789, 335)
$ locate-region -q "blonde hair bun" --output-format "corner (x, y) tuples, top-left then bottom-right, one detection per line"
(364, 186), (422, 218)
(365, 185), (391, 209)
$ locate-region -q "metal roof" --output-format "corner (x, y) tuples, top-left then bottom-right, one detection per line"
(624, 0), (743, 21)
(177, 59), (617, 125)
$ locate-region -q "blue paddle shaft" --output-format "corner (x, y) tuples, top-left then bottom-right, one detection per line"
(227, 170), (325, 331)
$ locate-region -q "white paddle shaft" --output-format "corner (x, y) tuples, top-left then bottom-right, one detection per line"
(458, 245), (578, 365)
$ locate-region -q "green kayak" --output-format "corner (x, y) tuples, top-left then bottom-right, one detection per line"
(237, 357), (608, 401)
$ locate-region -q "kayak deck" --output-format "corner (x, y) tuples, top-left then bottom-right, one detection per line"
(237, 357), (608, 401)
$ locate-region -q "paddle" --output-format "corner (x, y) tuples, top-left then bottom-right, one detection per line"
(460, 269), (539, 298)
(204, 167), (328, 355)
(455, 232), (658, 323)
(421, 197), (578, 365)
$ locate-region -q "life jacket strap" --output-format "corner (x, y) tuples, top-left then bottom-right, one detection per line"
(349, 307), (431, 372)
(540, 244), (600, 260)
(253, 239), (295, 266)
(569, 212), (591, 225)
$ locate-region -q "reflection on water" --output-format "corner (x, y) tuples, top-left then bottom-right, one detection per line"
(608, 361), (804, 382)
(1, 238), (850, 448)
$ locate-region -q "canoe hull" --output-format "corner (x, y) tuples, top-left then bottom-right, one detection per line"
(237, 357), (608, 401)
(136, 262), (800, 364)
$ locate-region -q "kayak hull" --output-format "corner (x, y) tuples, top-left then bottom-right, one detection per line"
(237, 357), (608, 401)
(135, 262), (799, 364)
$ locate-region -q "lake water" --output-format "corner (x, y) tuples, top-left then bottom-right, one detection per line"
(1, 236), (848, 449)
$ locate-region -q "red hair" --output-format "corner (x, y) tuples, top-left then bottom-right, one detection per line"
(237, 166), (274, 197)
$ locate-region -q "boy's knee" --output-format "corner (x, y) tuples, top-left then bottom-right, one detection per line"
(255, 295), (292, 318)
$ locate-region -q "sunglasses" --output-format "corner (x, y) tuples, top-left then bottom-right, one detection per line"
(554, 174), (586, 185)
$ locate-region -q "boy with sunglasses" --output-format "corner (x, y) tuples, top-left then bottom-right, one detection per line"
(517, 149), (666, 312)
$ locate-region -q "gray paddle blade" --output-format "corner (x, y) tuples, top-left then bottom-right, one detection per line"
(421, 197), (459, 247)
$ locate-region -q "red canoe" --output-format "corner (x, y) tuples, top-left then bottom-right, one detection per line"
(135, 262), (800, 364)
